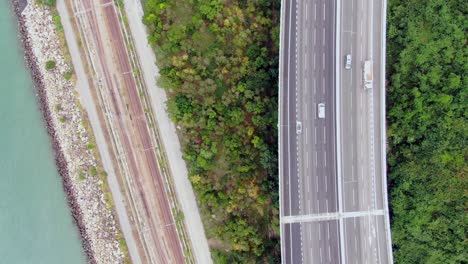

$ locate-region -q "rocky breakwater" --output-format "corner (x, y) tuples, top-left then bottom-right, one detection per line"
(14, 1), (125, 263)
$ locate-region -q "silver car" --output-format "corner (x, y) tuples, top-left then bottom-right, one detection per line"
(296, 121), (302, 134)
(345, 54), (352, 69)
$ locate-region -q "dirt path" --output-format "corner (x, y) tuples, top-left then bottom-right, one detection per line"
(62, 0), (189, 262)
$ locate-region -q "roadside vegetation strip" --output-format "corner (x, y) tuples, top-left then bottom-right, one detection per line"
(387, 0), (467, 263)
(112, 1), (195, 261)
(76, 101), (131, 264)
(143, 0), (281, 262)
(36, 0), (132, 262)
(14, 1), (128, 263)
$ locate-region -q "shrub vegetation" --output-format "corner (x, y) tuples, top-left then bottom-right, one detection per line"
(45, 60), (56, 70)
(143, 0), (281, 262)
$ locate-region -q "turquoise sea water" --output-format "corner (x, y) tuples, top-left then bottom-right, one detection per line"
(0, 2), (86, 263)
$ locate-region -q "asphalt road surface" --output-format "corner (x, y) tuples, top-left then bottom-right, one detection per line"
(338, 0), (392, 262)
(279, 0), (393, 263)
(280, 0), (340, 262)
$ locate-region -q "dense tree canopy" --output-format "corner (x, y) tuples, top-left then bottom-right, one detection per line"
(143, 0), (280, 262)
(387, 0), (467, 263)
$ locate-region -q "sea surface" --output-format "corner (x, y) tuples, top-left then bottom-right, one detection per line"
(0, 2), (86, 263)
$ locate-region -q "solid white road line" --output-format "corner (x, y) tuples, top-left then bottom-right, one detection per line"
(284, 2), (294, 263)
(281, 210), (385, 224)
(287, 0), (293, 218)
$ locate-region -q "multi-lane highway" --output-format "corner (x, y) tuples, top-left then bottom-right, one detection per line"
(279, 0), (393, 262)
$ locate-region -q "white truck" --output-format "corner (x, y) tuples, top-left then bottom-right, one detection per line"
(363, 60), (373, 89)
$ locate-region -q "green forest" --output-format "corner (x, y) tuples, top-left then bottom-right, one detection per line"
(143, 0), (281, 262)
(387, 0), (467, 263)
(142, 0), (466, 262)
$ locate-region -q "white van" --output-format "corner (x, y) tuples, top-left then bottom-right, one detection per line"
(318, 103), (325, 119)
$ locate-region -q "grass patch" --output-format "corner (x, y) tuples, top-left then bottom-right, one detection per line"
(100, 171), (108, 181)
(64, 71), (73, 80)
(88, 166), (98, 177)
(78, 171), (86, 181)
(116, 233), (131, 264)
(52, 13), (63, 32)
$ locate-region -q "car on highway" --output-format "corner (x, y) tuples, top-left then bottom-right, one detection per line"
(345, 54), (352, 69)
(296, 121), (302, 134)
(318, 103), (325, 118)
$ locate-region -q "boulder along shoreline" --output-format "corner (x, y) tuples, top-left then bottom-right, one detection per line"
(12, 1), (125, 263)
(12, 1), (97, 263)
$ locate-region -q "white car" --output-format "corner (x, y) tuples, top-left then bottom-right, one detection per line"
(345, 54), (352, 69)
(296, 121), (302, 134)
(318, 103), (325, 119)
